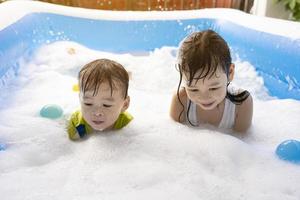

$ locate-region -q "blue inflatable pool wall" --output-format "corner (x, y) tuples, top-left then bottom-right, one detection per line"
(0, 1), (300, 100)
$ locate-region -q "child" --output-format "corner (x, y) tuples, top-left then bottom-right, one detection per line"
(170, 30), (253, 132)
(67, 59), (133, 140)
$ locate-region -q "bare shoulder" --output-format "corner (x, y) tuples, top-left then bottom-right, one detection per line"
(170, 88), (187, 123)
(233, 93), (253, 132)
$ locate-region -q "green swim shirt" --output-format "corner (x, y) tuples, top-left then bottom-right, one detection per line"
(67, 110), (133, 140)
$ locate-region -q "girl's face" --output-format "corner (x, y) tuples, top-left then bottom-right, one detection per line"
(80, 81), (129, 131)
(184, 66), (233, 110)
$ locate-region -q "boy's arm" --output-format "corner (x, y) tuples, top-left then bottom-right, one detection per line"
(114, 111), (133, 129)
(67, 111), (82, 140)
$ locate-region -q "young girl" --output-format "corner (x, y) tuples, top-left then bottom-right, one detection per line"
(170, 30), (253, 132)
(67, 59), (133, 140)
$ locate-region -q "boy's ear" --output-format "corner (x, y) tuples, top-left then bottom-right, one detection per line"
(228, 63), (235, 82)
(78, 91), (84, 101)
(121, 96), (130, 112)
(128, 71), (132, 80)
(78, 92), (82, 102)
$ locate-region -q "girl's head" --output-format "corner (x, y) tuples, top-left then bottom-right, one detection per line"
(177, 30), (234, 111)
(78, 59), (130, 131)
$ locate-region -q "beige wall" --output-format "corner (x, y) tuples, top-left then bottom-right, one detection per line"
(251, 0), (291, 20)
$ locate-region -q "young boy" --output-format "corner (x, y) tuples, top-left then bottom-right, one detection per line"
(67, 59), (133, 140)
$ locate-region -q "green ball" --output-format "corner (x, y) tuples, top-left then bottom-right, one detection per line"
(40, 104), (63, 119)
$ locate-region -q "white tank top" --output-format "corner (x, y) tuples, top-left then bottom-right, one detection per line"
(186, 86), (240, 129)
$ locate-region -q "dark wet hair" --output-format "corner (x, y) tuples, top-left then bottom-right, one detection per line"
(178, 30), (232, 85)
(176, 30), (249, 124)
(79, 58), (129, 99)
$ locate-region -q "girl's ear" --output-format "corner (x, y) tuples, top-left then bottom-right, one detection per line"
(121, 96), (130, 112)
(228, 63), (235, 82)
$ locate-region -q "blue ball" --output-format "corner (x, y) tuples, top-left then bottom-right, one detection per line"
(40, 104), (63, 119)
(0, 143), (6, 151)
(276, 140), (300, 163)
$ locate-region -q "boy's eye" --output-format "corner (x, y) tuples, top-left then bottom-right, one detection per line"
(209, 87), (220, 91)
(84, 103), (93, 106)
(103, 104), (112, 108)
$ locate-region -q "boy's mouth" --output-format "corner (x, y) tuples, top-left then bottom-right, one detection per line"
(92, 120), (104, 125)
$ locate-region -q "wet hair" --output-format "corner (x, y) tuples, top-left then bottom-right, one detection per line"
(176, 30), (249, 124)
(79, 58), (129, 99)
(178, 30), (232, 85)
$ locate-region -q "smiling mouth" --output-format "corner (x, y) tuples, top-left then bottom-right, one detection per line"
(200, 102), (215, 107)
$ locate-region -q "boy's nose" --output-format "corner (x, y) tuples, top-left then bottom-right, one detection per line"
(93, 109), (104, 117)
(94, 112), (103, 117)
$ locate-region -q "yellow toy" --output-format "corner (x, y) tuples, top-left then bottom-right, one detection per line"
(72, 84), (79, 92)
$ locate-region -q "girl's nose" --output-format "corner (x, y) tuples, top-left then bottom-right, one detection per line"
(200, 90), (211, 98)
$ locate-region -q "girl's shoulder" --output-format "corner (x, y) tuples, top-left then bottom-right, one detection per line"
(228, 86), (253, 132)
(227, 85), (251, 105)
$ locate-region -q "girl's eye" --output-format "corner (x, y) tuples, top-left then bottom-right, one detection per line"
(188, 88), (198, 92)
(84, 103), (93, 106)
(103, 104), (112, 108)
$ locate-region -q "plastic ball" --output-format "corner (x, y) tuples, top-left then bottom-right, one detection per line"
(0, 143), (6, 151)
(72, 84), (79, 92)
(276, 140), (300, 163)
(40, 104), (63, 119)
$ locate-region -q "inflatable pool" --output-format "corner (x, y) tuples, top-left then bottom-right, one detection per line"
(1, 2), (300, 199)
(0, 1), (300, 100)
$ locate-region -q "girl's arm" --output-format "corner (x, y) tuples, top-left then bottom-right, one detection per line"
(170, 88), (187, 123)
(233, 94), (253, 132)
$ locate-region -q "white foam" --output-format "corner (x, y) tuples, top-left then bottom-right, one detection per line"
(0, 41), (300, 199)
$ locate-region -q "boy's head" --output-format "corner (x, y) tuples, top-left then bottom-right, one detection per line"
(78, 59), (130, 131)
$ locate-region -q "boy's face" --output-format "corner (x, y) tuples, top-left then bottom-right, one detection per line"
(184, 65), (234, 110)
(80, 81), (129, 131)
